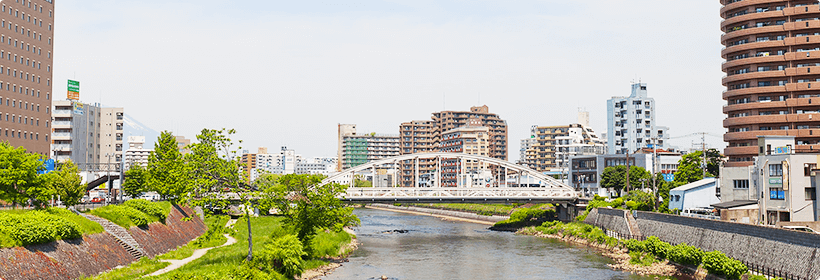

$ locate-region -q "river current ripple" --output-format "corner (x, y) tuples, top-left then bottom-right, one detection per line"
(321, 208), (662, 280)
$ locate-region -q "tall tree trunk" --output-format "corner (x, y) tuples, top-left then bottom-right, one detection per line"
(246, 204), (253, 262)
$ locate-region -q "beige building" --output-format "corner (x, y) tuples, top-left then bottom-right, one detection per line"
(440, 119), (490, 187)
(0, 0), (56, 155)
(175, 135), (191, 155)
(51, 100), (122, 168)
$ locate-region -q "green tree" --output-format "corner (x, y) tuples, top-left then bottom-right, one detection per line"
(674, 149), (722, 184)
(627, 166), (651, 190)
(46, 160), (85, 206)
(0, 142), (50, 208)
(122, 165), (148, 199)
(600, 165), (626, 196)
(147, 131), (190, 203)
(266, 174), (359, 256)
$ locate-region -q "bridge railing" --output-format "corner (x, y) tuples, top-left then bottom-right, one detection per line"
(343, 187), (578, 199)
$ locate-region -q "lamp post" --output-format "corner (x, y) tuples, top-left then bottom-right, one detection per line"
(104, 153), (117, 204)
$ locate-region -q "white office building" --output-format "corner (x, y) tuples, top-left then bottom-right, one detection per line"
(607, 83), (670, 154)
(123, 136), (151, 170)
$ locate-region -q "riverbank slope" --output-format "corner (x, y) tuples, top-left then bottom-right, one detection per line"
(365, 204), (509, 225)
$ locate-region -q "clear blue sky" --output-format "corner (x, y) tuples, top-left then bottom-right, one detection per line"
(54, 0), (726, 160)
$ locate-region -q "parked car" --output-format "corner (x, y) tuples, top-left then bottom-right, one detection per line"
(90, 197), (103, 203)
(783, 226), (818, 234)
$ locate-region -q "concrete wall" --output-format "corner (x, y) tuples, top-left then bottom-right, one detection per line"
(584, 208), (631, 236)
(0, 205), (206, 280)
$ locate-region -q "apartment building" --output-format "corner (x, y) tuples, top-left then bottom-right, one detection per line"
(520, 123), (605, 173)
(569, 149), (681, 197)
(175, 135), (191, 155)
(607, 83), (669, 154)
(440, 120), (491, 187)
(51, 100), (123, 168)
(398, 120), (436, 187)
(0, 0), (55, 155)
(123, 136), (150, 170)
(433, 105), (508, 160)
(719, 0), (820, 166)
(337, 124), (400, 170)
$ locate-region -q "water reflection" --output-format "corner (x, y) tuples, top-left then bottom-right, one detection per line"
(322, 208), (665, 280)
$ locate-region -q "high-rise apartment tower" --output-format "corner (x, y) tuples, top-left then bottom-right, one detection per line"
(607, 83), (669, 154)
(720, 0), (820, 166)
(0, 1), (55, 155)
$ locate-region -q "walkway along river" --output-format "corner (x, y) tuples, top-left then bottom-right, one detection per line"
(322, 208), (668, 280)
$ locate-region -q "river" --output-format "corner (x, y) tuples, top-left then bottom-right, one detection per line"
(322, 208), (664, 280)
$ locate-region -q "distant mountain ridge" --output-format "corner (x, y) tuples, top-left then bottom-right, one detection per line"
(122, 114), (160, 150)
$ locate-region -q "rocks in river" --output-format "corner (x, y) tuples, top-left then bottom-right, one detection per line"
(381, 229), (409, 234)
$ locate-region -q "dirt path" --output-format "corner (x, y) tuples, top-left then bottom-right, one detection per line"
(145, 219), (238, 277)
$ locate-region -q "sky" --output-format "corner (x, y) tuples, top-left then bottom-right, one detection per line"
(54, 0), (727, 162)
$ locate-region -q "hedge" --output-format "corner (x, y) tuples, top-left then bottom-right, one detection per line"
(90, 205), (151, 228)
(124, 199), (167, 222)
(625, 236), (746, 279)
(0, 210), (83, 247)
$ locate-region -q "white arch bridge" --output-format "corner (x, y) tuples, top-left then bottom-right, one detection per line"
(322, 152), (580, 204)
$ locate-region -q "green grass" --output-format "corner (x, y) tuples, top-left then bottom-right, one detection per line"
(407, 203), (518, 216)
(157, 215), (230, 260)
(0, 208), (103, 248)
(82, 258), (170, 280)
(90, 201), (170, 228)
(45, 208), (104, 235)
(310, 229), (353, 258)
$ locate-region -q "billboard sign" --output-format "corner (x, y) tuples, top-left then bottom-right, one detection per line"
(67, 80), (79, 100)
(769, 177), (782, 185)
(72, 102), (84, 115)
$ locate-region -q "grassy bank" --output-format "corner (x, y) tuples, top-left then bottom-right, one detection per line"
(405, 203), (554, 217)
(524, 221), (755, 280)
(86, 215), (356, 280)
(89, 200), (172, 228)
(0, 207), (104, 248)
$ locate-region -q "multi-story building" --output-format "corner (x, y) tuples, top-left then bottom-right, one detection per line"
(440, 119), (491, 187)
(520, 123), (605, 173)
(524, 125), (569, 172)
(607, 83), (669, 154)
(720, 136), (820, 224)
(51, 100), (122, 168)
(719, 0), (820, 167)
(123, 136), (151, 170)
(337, 124), (400, 170)
(518, 137), (537, 168)
(555, 124), (607, 172)
(0, 0), (55, 155)
(174, 135), (191, 155)
(397, 105), (508, 187)
(569, 149), (682, 197)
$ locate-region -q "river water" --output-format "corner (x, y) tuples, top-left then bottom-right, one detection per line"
(322, 208), (662, 280)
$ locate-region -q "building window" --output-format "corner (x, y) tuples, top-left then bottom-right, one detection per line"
(733, 180), (749, 189)
(807, 188), (817, 201)
(805, 163), (817, 176)
(769, 164), (783, 176)
(770, 188), (785, 200)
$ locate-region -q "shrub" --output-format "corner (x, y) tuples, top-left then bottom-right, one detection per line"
(253, 234), (306, 278)
(702, 250), (747, 280)
(629, 251), (657, 267)
(623, 239), (646, 253)
(90, 205), (150, 228)
(668, 243), (703, 266)
(0, 210), (82, 246)
(494, 208), (556, 227)
(124, 199), (167, 221)
(644, 236), (672, 260)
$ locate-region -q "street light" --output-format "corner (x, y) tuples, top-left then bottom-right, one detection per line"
(104, 153), (117, 205)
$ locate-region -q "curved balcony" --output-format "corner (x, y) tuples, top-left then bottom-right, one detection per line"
(722, 54), (786, 70)
(786, 50), (820, 62)
(722, 40), (785, 57)
(723, 114), (788, 127)
(786, 82), (820, 92)
(786, 97), (820, 106)
(720, 0), (787, 16)
(722, 70), (786, 85)
(723, 100), (787, 113)
(785, 66), (820, 76)
(721, 10), (786, 29)
(724, 146), (759, 156)
(783, 4), (820, 16)
(723, 85), (786, 99)
(784, 35), (820, 47)
(724, 129), (795, 141)
(722, 25), (786, 42)
(785, 19), (820, 32)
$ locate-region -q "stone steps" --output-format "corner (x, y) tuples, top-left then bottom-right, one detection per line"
(72, 208), (146, 260)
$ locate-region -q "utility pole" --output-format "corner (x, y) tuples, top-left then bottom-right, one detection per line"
(625, 149), (631, 195)
(652, 137), (659, 211)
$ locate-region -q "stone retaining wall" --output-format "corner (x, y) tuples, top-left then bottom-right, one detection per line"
(0, 205), (206, 280)
(129, 205), (207, 257)
(635, 211), (820, 280)
(585, 208), (631, 236)
(369, 204), (509, 223)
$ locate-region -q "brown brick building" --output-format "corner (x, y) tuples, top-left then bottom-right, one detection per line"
(0, 1), (55, 155)
(398, 105), (508, 187)
(721, 0), (820, 166)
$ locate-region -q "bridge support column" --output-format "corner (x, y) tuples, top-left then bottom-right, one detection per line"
(435, 156), (440, 188)
(414, 157), (419, 188)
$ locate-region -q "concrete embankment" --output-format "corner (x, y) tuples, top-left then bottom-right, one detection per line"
(0, 205), (206, 280)
(366, 204), (509, 225)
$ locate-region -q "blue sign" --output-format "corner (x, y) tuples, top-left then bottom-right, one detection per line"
(38, 159), (55, 174)
(662, 173), (675, 182)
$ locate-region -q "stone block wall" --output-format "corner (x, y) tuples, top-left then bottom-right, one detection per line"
(0, 205), (207, 280)
(636, 211), (820, 280)
(129, 205), (207, 257)
(585, 208), (631, 236)
(0, 232), (134, 280)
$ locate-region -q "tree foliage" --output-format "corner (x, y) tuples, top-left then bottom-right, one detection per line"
(674, 149), (722, 184)
(600, 165), (651, 197)
(46, 160), (85, 206)
(0, 142), (50, 207)
(147, 131), (190, 203)
(264, 174), (359, 255)
(122, 165), (148, 199)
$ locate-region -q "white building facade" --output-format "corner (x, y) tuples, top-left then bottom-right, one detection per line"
(607, 83), (669, 154)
